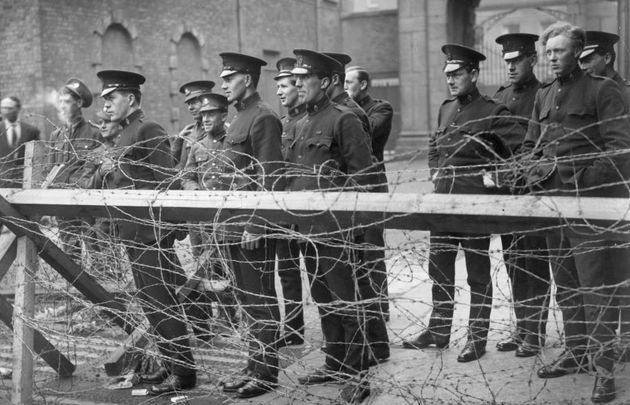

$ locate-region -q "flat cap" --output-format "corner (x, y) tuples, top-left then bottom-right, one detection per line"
(292, 49), (340, 75)
(323, 52), (352, 73)
(179, 80), (215, 103)
(274, 57), (296, 80)
(442, 44), (486, 73)
(495, 33), (539, 60)
(199, 93), (229, 113)
(64, 78), (93, 108)
(219, 52), (267, 78)
(97, 70), (145, 97)
(580, 30), (620, 59)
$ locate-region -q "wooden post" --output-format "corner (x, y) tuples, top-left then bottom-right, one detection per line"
(11, 141), (43, 405)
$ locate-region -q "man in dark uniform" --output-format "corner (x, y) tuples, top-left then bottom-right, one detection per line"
(47, 78), (102, 263)
(579, 31), (630, 363)
(402, 44), (523, 363)
(287, 49), (373, 404)
(216, 52), (283, 399)
(522, 22), (630, 402)
(273, 57), (306, 346)
(98, 70), (197, 395)
(345, 65), (393, 320)
(323, 52), (391, 366)
(493, 33), (551, 358)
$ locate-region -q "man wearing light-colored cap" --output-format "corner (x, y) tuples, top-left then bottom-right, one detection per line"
(173, 80), (215, 172)
(47, 78), (102, 263)
(273, 57), (306, 348)
(180, 93), (238, 341)
(217, 52), (284, 399)
(403, 44), (522, 364)
(0, 96), (40, 187)
(492, 33), (551, 359)
(97, 69), (197, 396)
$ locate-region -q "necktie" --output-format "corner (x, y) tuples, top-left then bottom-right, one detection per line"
(6, 124), (14, 149)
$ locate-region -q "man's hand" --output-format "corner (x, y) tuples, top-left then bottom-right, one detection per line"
(241, 230), (262, 250)
(99, 157), (115, 176)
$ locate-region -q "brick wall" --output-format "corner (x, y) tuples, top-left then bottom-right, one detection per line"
(0, 0), (340, 137)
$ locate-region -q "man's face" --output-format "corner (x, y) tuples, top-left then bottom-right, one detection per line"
(545, 34), (579, 77)
(201, 110), (225, 134)
(221, 73), (248, 103)
(0, 99), (19, 123)
(579, 51), (608, 76)
(504, 54), (535, 86)
(295, 73), (325, 105)
(275, 77), (299, 108)
(344, 70), (363, 100)
(57, 93), (81, 124)
(445, 68), (476, 97)
(186, 98), (203, 119)
(103, 91), (131, 122)
(99, 121), (121, 139)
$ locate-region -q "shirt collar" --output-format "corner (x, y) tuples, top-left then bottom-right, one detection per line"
(288, 104), (306, 118)
(235, 92), (261, 111)
(557, 65), (583, 85)
(120, 109), (144, 128)
(306, 94), (330, 114)
(514, 74), (539, 91)
(457, 87), (480, 105)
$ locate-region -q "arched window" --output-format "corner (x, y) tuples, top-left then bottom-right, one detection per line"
(101, 23), (134, 70)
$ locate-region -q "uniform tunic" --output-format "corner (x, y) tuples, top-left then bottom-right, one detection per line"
(494, 75), (550, 348)
(285, 94), (374, 374)
(523, 67), (630, 371)
(425, 87), (524, 344)
(111, 108), (195, 377)
(222, 91), (283, 381)
(48, 115), (101, 186)
(356, 93), (393, 162)
(173, 121), (203, 171)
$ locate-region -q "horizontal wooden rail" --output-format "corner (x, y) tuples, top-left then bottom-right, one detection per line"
(0, 189), (628, 239)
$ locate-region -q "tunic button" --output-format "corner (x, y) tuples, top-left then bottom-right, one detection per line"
(457, 108), (461, 112)
(558, 88), (561, 92)
(555, 105), (560, 110)
(212, 187), (216, 191)
(211, 175), (216, 179)
(512, 97), (516, 101)
(298, 155), (302, 159)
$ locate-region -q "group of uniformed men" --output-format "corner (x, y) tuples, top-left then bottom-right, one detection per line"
(14, 18), (628, 405)
(402, 21), (630, 404)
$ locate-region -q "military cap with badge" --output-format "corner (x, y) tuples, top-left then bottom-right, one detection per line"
(179, 81), (215, 103)
(495, 33), (539, 60)
(291, 49), (341, 75)
(580, 30), (619, 60)
(274, 57), (296, 81)
(441, 43), (486, 73)
(64, 78), (93, 108)
(219, 52), (267, 78)
(96, 70), (146, 97)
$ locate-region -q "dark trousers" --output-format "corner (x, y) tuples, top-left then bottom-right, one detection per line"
(301, 240), (369, 375)
(501, 234), (550, 345)
(228, 239), (280, 381)
(275, 238), (304, 338)
(360, 225), (389, 317)
(428, 232), (492, 344)
(567, 237), (630, 373)
(126, 237), (195, 377)
(355, 230), (390, 359)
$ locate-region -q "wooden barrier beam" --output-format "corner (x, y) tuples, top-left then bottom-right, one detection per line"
(0, 195), (135, 334)
(0, 291), (75, 377)
(0, 189), (628, 239)
(0, 233), (17, 282)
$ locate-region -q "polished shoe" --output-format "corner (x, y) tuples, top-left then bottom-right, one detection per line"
(222, 375), (251, 393)
(237, 379), (278, 398)
(457, 341), (486, 363)
(515, 342), (540, 358)
(298, 367), (348, 385)
(139, 367), (168, 384)
(402, 331), (448, 350)
(591, 375), (616, 403)
(537, 351), (588, 378)
(148, 374), (196, 396)
(496, 336), (520, 352)
(340, 379), (371, 403)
